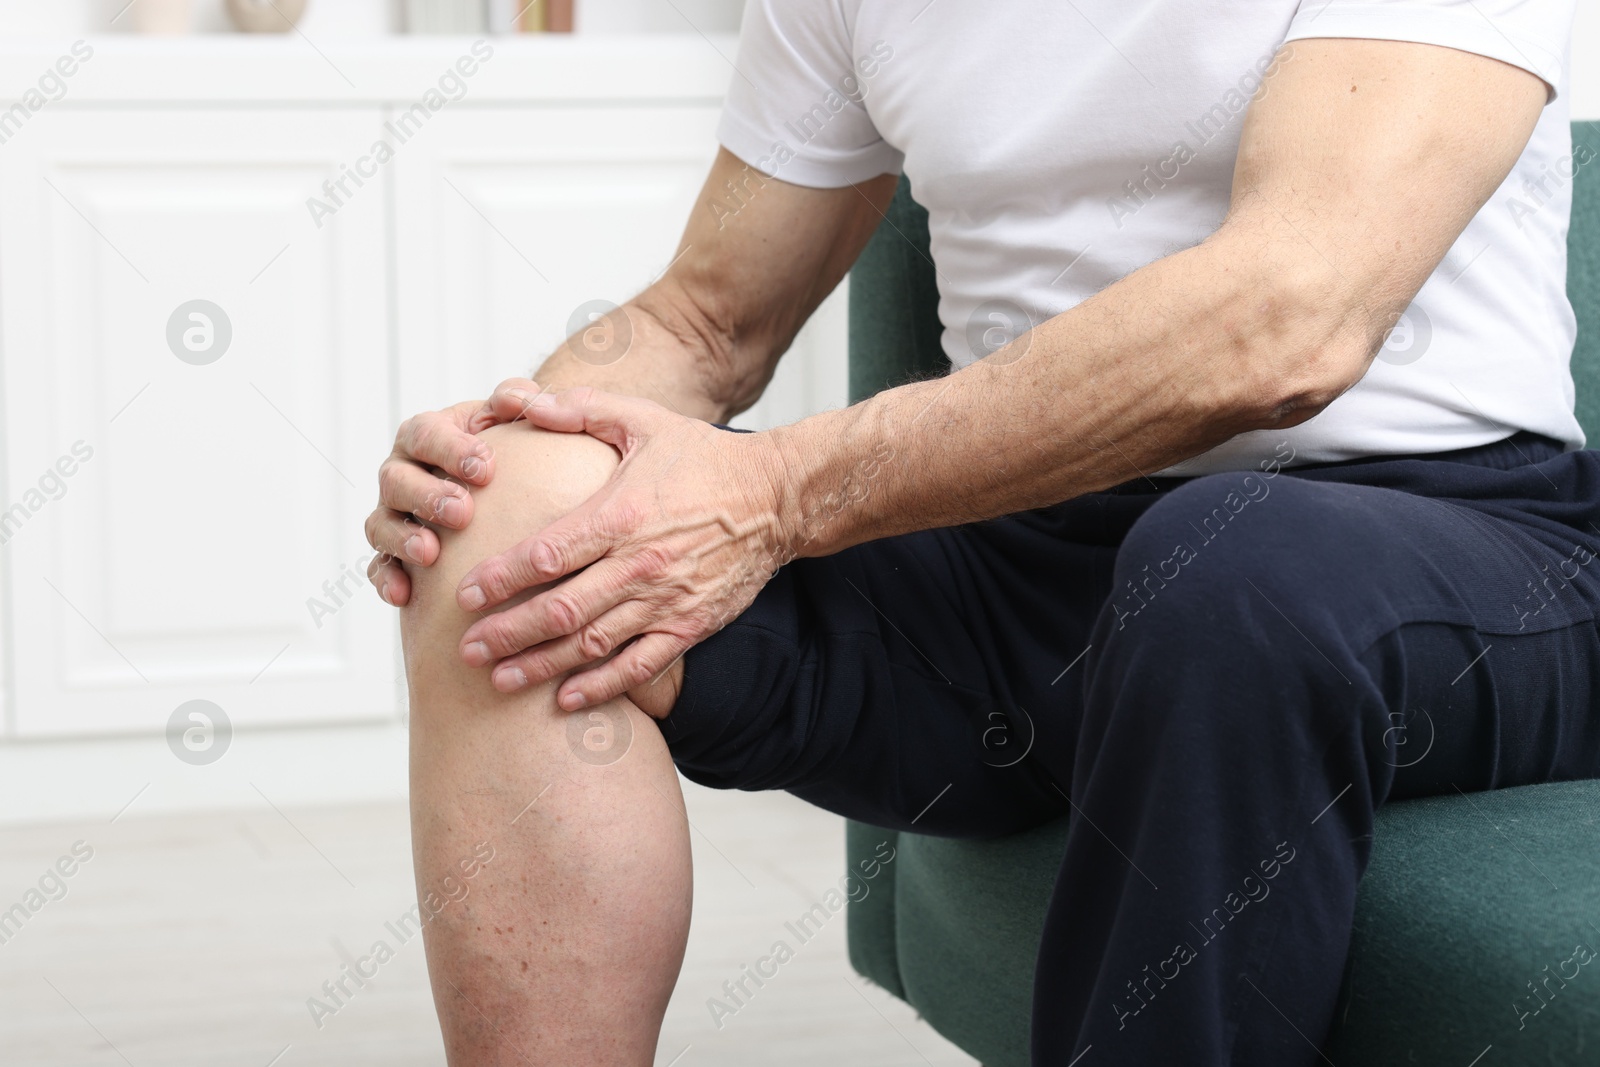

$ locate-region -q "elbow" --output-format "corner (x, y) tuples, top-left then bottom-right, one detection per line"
(1244, 352), (1364, 430)
(1217, 272), (1378, 432)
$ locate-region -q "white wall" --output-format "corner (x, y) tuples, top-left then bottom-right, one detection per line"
(1575, 0), (1599, 120)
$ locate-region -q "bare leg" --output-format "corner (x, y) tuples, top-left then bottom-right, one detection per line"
(402, 423), (692, 1066)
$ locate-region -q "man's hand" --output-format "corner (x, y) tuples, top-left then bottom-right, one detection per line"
(453, 385), (792, 712)
(364, 399), (501, 606)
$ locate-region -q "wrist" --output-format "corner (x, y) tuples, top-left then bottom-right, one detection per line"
(764, 409), (896, 561)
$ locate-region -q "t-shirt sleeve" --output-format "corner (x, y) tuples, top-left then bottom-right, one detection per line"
(716, 0), (904, 188)
(1283, 0), (1573, 99)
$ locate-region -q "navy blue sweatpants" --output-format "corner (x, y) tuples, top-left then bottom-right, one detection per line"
(662, 431), (1600, 1066)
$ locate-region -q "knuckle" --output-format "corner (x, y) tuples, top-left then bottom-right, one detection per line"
(543, 592), (580, 634)
(630, 543), (673, 582)
(611, 497), (649, 532)
(474, 559), (509, 598)
(415, 413), (447, 450)
(529, 540), (563, 578)
(577, 622), (612, 660)
(625, 654), (657, 686)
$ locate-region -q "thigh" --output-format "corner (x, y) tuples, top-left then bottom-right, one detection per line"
(1099, 447), (1600, 801)
(663, 497), (1128, 837)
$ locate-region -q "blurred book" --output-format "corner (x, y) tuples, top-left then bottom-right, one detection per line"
(402, 0), (489, 33)
(490, 0), (573, 31)
(517, 0), (546, 30)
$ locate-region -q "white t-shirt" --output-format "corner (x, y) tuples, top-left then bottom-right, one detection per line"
(717, 0), (1583, 473)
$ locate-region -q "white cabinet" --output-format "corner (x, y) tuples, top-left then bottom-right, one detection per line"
(393, 105), (723, 414)
(0, 109), (396, 736)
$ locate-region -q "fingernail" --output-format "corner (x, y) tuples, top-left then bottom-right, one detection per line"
(433, 493), (461, 523)
(506, 388), (532, 406)
(499, 666), (527, 691)
(378, 580), (393, 606)
(560, 691), (586, 711)
(463, 641), (490, 666)
(403, 535), (426, 564)
(461, 455), (484, 481)
(459, 584), (486, 611)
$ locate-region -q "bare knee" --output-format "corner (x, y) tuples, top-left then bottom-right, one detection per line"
(399, 421), (619, 689)
(400, 420), (669, 824)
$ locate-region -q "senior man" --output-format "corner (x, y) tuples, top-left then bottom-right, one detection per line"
(365, 1), (1598, 1064)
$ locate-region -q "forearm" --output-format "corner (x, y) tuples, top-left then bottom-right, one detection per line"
(770, 221), (1375, 556)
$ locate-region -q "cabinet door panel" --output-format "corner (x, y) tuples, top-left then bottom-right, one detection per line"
(0, 109), (396, 737)
(393, 107), (722, 412)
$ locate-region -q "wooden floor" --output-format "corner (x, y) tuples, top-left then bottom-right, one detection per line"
(0, 780), (979, 1066)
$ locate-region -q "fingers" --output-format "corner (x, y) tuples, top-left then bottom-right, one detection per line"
(367, 403), (493, 610)
(363, 506), (428, 604)
(374, 404), (493, 555)
(457, 503), (616, 611)
(365, 463), (460, 606)
(365, 507), (437, 566)
(459, 555), (640, 666)
(378, 453), (475, 530)
(557, 632), (688, 711)
(366, 551), (411, 607)
(477, 599), (661, 693)
(395, 406), (497, 486)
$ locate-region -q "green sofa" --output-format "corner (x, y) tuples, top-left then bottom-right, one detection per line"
(844, 121), (1600, 1066)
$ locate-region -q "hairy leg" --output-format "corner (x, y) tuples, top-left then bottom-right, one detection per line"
(402, 422), (692, 1066)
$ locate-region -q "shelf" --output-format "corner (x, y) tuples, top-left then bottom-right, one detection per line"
(0, 33), (740, 104)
